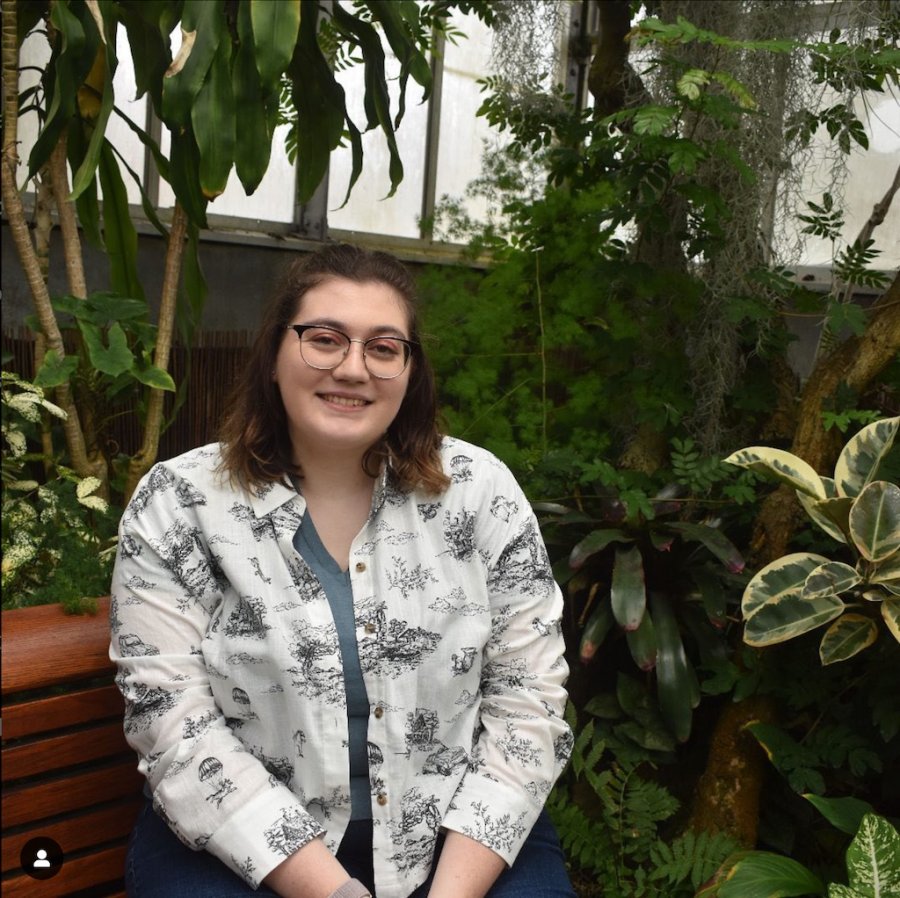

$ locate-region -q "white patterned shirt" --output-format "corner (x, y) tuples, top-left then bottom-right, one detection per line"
(109, 437), (572, 897)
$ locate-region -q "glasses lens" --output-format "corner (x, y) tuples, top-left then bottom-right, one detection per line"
(364, 337), (410, 378)
(299, 327), (350, 369)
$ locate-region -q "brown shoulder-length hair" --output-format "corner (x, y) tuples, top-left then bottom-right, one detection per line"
(218, 243), (449, 495)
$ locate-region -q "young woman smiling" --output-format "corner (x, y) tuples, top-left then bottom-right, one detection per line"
(110, 244), (575, 898)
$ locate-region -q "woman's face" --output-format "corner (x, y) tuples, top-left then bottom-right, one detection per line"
(273, 276), (412, 464)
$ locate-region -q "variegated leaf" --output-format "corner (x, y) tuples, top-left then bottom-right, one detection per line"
(724, 447), (827, 498)
(744, 591), (844, 647)
(76, 476), (103, 499)
(803, 561), (861, 600)
(882, 598), (900, 643)
(849, 481), (900, 562)
(797, 476), (848, 543)
(844, 813), (900, 897)
(834, 416), (899, 498)
(819, 614), (878, 664)
(742, 553), (829, 619)
(869, 552), (900, 596)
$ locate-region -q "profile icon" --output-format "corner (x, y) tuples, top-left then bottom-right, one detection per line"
(20, 837), (63, 880)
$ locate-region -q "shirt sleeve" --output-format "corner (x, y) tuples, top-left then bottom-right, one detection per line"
(440, 461), (573, 865)
(109, 464), (324, 887)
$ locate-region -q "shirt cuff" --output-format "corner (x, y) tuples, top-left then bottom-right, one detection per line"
(205, 785), (326, 887)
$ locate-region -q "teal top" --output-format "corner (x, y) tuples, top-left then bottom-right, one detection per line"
(293, 513), (372, 820)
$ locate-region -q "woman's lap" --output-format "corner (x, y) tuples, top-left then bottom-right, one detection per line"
(126, 800), (574, 898)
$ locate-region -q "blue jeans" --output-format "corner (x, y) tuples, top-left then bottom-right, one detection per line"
(125, 799), (575, 897)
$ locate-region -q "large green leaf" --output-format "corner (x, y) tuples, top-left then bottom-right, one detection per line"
(651, 593), (696, 742)
(579, 601), (615, 664)
(798, 476), (849, 544)
(834, 417), (899, 498)
(626, 608), (657, 671)
(169, 129), (208, 227)
(28, 1), (91, 177)
(849, 481), (900, 562)
(569, 528), (631, 569)
(724, 447), (827, 498)
(192, 39), (234, 198)
(742, 553), (829, 620)
(34, 349), (79, 388)
(331, 1), (404, 197)
(882, 598), (900, 643)
(67, 121), (103, 248)
(844, 813), (900, 897)
(71, 5), (119, 201)
(819, 614), (878, 665)
(611, 545), (646, 630)
(78, 320), (134, 377)
(118, 0), (173, 111)
(664, 521), (745, 572)
(291, 6), (346, 203)
(718, 852), (824, 898)
(98, 141), (144, 301)
(250, 0), (301, 90)
(803, 561), (861, 600)
(804, 794), (875, 836)
(161, 0), (224, 127)
(744, 591), (845, 647)
(233, 2), (274, 194)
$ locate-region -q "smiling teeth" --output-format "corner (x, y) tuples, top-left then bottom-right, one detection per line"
(323, 394), (367, 407)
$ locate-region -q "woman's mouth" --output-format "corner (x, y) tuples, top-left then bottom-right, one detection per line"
(319, 393), (370, 408)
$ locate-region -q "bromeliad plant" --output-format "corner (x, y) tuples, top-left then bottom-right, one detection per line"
(543, 477), (746, 743)
(725, 417), (900, 664)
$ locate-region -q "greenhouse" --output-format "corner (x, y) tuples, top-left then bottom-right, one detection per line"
(2, 1), (899, 897)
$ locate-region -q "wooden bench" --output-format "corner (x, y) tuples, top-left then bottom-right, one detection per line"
(1, 597), (143, 897)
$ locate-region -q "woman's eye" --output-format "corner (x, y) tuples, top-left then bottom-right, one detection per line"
(368, 339), (402, 357)
(309, 332), (342, 347)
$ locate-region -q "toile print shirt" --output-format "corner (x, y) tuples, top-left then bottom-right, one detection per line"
(109, 437), (572, 897)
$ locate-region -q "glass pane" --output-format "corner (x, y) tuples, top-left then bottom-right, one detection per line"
(433, 12), (508, 228)
(15, 28), (51, 189)
(327, 54), (429, 238)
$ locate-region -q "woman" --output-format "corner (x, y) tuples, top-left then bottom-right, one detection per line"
(111, 244), (574, 898)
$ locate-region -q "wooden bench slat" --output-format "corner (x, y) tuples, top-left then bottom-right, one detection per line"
(2, 721), (131, 782)
(1, 797), (142, 875)
(3, 843), (128, 898)
(2, 761), (143, 828)
(3, 683), (124, 740)
(1, 597), (113, 694)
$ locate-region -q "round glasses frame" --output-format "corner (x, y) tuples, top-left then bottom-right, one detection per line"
(286, 324), (416, 380)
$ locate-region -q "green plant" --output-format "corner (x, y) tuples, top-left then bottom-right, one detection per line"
(703, 809), (900, 898)
(725, 417), (900, 663)
(548, 705), (738, 897)
(1, 372), (115, 611)
(540, 464), (746, 744)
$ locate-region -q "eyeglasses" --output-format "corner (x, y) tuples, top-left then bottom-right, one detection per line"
(286, 324), (415, 379)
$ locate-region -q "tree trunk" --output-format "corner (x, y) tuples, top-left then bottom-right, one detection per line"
(1, 0), (102, 484)
(752, 272), (900, 564)
(123, 203), (189, 501)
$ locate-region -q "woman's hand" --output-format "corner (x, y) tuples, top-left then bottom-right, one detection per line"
(426, 830), (506, 898)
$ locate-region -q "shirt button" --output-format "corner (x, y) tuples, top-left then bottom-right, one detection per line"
(364, 622), (376, 634)
(373, 706), (384, 719)
(355, 562), (366, 573)
(376, 792), (388, 806)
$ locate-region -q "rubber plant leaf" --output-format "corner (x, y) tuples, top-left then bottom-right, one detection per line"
(849, 481), (900, 562)
(834, 416), (899, 498)
(797, 476), (849, 544)
(882, 598), (900, 643)
(818, 614), (878, 665)
(742, 553), (830, 620)
(724, 446), (827, 498)
(802, 561), (861, 600)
